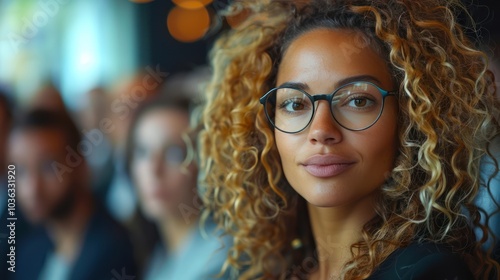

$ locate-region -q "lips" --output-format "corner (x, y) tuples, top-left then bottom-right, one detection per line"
(302, 154), (355, 178)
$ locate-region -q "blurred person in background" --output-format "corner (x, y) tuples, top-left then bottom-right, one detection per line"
(77, 87), (114, 204)
(0, 90), (12, 176)
(7, 108), (137, 280)
(0, 89), (30, 280)
(125, 95), (231, 279)
(105, 71), (161, 224)
(28, 82), (68, 113)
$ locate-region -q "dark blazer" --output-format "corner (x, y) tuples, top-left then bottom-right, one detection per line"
(369, 242), (475, 280)
(11, 205), (137, 280)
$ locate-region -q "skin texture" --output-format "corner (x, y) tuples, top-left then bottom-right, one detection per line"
(274, 28), (399, 278)
(9, 129), (78, 224)
(131, 108), (198, 221)
(275, 28), (398, 208)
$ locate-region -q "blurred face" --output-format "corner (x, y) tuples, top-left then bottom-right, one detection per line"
(275, 28), (398, 207)
(131, 108), (198, 220)
(8, 129), (77, 224)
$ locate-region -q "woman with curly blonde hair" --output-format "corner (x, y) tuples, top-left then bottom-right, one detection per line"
(199, 0), (500, 279)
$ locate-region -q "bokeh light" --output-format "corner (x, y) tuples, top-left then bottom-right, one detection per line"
(172, 0), (213, 9)
(167, 5), (210, 43)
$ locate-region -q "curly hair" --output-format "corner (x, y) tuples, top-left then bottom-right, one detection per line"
(199, 0), (500, 279)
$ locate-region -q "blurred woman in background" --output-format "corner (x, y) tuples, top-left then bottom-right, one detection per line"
(126, 95), (230, 279)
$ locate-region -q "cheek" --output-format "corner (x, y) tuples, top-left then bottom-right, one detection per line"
(356, 122), (398, 170)
(363, 98), (398, 143)
(45, 174), (65, 190)
(275, 133), (292, 165)
(17, 183), (32, 206)
(132, 160), (150, 184)
(274, 132), (301, 178)
(167, 166), (198, 198)
(358, 134), (396, 165)
(165, 169), (194, 192)
(45, 177), (71, 202)
(131, 161), (152, 201)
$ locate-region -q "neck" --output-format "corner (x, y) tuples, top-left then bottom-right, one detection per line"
(307, 192), (378, 279)
(46, 190), (94, 263)
(158, 211), (199, 253)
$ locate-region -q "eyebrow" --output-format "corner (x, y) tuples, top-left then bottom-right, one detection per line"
(277, 75), (383, 91)
(336, 75), (382, 87)
(277, 81), (309, 90)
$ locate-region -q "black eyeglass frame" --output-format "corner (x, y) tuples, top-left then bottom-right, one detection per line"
(259, 81), (397, 134)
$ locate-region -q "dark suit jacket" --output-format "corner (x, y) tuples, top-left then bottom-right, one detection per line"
(369, 242), (475, 280)
(11, 205), (137, 280)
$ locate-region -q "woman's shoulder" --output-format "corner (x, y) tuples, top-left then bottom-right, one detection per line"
(368, 242), (475, 280)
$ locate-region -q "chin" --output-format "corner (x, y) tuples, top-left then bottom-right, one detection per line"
(304, 196), (348, 208)
(143, 207), (167, 220)
(304, 188), (380, 210)
(294, 183), (346, 207)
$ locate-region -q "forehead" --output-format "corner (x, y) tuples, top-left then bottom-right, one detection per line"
(9, 128), (68, 159)
(134, 108), (190, 143)
(277, 28), (393, 90)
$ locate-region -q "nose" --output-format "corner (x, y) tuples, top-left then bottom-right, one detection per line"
(307, 101), (342, 145)
(149, 153), (165, 178)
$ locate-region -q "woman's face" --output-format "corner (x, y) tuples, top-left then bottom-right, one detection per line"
(275, 28), (398, 207)
(131, 108), (198, 220)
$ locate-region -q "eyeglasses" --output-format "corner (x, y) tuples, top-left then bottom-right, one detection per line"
(259, 81), (396, 133)
(133, 144), (187, 166)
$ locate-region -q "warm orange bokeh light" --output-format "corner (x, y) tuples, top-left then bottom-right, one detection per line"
(172, 0), (213, 9)
(167, 6), (210, 43)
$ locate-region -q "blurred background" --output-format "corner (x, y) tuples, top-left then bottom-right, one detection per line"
(0, 0), (238, 109)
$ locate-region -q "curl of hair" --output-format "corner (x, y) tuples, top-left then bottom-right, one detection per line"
(199, 0), (500, 279)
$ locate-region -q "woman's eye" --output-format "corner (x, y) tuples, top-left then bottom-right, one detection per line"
(164, 145), (185, 165)
(279, 99), (309, 112)
(345, 95), (375, 109)
(349, 98), (368, 107)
